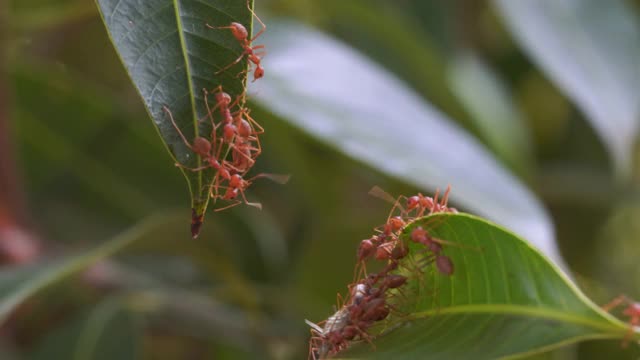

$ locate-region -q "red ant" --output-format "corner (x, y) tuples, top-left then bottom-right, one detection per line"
(602, 295), (640, 347)
(406, 186), (457, 215)
(163, 105), (229, 173)
(202, 88), (265, 176)
(206, 0), (266, 82)
(410, 226), (457, 276)
(369, 186), (409, 219)
(370, 185), (457, 218)
(163, 104), (241, 199)
(214, 173), (290, 211)
(204, 91), (264, 172)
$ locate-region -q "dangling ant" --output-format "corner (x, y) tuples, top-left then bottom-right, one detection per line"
(213, 173), (290, 211)
(206, 0), (266, 82)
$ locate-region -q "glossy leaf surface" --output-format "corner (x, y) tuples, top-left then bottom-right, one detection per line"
(343, 214), (635, 359)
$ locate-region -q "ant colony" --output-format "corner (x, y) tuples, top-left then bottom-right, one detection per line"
(162, 0), (287, 238)
(307, 187), (459, 359)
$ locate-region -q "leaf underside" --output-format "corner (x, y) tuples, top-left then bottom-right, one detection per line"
(95, 0), (253, 221)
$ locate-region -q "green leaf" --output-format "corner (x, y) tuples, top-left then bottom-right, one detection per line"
(94, 0), (254, 234)
(252, 22), (561, 265)
(494, 0), (640, 179)
(342, 213), (635, 359)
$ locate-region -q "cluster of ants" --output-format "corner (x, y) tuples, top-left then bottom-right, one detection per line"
(307, 187), (640, 357)
(163, 1), (287, 238)
(307, 186), (459, 359)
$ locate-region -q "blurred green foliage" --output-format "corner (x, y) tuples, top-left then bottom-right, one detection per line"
(1, 0), (640, 359)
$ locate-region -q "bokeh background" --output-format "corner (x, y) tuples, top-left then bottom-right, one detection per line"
(1, 0), (640, 359)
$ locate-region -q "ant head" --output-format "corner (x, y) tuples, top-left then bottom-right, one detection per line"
(427, 241), (442, 254)
(229, 22), (248, 41)
(436, 255), (454, 276)
(389, 216), (405, 232)
(385, 274), (407, 289)
(253, 65), (264, 80)
(624, 303), (640, 316)
(357, 239), (375, 261)
(215, 91), (231, 106)
(229, 174), (243, 187)
(193, 137), (212, 155)
(420, 196), (434, 209)
(208, 158), (221, 169)
(410, 226), (427, 243)
(407, 196), (420, 210)
(390, 244), (408, 260)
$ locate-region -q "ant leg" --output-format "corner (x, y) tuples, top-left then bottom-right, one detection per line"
(368, 186), (407, 217)
(440, 185), (452, 208)
(247, 0), (266, 42)
(429, 236), (482, 252)
(214, 199), (242, 212)
(174, 162), (210, 172)
(243, 110), (265, 134)
(202, 88), (221, 127)
(353, 261), (368, 284)
(209, 173), (223, 199)
(336, 292), (345, 310)
(234, 67), (251, 79)
(354, 327), (376, 349)
(390, 195), (409, 218)
(205, 23), (236, 31)
(247, 173), (291, 185)
(215, 51), (248, 75)
(430, 188), (440, 214)
(602, 295), (631, 312)
(163, 106), (197, 153)
(239, 189), (262, 210)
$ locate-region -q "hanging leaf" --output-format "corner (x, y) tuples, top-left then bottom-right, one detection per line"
(95, 0), (254, 236)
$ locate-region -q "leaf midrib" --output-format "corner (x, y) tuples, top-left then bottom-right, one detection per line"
(413, 304), (626, 334)
(171, 0), (203, 199)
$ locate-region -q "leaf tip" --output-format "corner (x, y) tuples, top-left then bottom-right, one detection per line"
(191, 208), (205, 239)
